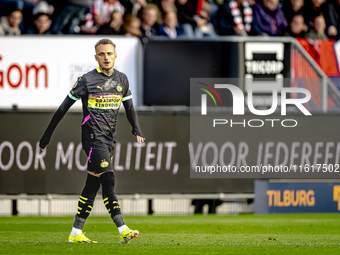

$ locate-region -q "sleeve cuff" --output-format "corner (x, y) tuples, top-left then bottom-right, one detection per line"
(133, 129), (144, 138)
(68, 92), (81, 101)
(122, 95), (132, 102)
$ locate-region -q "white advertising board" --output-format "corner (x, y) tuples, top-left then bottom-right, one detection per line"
(0, 36), (142, 109)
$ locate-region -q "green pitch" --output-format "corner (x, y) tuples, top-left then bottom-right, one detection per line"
(0, 214), (340, 254)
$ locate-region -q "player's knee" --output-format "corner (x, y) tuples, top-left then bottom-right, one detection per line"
(100, 171), (121, 217)
(82, 173), (101, 200)
(99, 171), (115, 187)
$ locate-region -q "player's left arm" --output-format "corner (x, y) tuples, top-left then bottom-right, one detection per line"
(121, 73), (145, 143)
(122, 98), (145, 143)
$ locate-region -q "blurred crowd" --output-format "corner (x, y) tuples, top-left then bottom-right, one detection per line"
(0, 0), (339, 42)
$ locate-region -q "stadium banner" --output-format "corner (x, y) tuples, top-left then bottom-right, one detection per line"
(0, 36), (142, 108)
(297, 39), (340, 78)
(1, 111), (340, 194)
(254, 180), (340, 213)
(292, 40), (340, 112)
(0, 111), (254, 194)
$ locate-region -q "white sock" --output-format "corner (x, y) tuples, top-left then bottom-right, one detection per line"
(70, 227), (82, 237)
(118, 225), (128, 235)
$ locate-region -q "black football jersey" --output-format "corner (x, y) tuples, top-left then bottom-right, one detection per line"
(68, 67), (132, 147)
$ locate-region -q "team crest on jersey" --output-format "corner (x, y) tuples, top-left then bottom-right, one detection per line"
(100, 160), (109, 168)
(116, 85), (123, 92)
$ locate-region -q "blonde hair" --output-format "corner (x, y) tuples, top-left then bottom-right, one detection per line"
(94, 38), (116, 50)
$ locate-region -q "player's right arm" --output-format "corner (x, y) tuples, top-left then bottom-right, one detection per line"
(39, 96), (76, 150)
(39, 77), (87, 151)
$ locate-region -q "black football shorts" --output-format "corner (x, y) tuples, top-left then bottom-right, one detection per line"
(84, 144), (114, 174)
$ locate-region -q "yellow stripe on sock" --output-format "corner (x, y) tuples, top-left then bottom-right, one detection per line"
(80, 196), (88, 201)
(85, 210), (91, 213)
(108, 209), (111, 212)
(79, 199), (86, 204)
(88, 205), (92, 209)
(105, 202), (109, 205)
(78, 207), (82, 210)
(77, 211), (80, 214)
(103, 198), (108, 202)
(113, 201), (119, 204)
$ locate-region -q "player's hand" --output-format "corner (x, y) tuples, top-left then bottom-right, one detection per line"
(135, 134), (145, 143)
(39, 135), (50, 151)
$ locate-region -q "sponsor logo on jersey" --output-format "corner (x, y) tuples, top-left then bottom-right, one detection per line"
(117, 85), (123, 92)
(88, 93), (123, 109)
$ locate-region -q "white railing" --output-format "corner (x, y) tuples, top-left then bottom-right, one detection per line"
(0, 193), (254, 216)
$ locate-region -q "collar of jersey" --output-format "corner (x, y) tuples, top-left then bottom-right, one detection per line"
(96, 67), (115, 76)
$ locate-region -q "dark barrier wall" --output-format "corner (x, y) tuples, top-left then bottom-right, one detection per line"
(0, 111), (253, 194)
(143, 39), (291, 106)
(1, 111), (339, 194)
(143, 39), (240, 106)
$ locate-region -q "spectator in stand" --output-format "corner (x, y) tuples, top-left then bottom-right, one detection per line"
(157, 0), (177, 25)
(25, 1), (53, 34)
(96, 11), (124, 34)
(282, 0), (306, 23)
(216, 0), (260, 36)
(284, 12), (307, 37)
(50, 0), (92, 34)
(76, 0), (125, 35)
(176, 0), (216, 37)
(25, 12), (52, 34)
(123, 14), (142, 37)
(130, 0), (148, 16)
(92, 0), (125, 27)
(304, 0), (327, 26)
(157, 10), (185, 38)
(77, 8), (99, 34)
(253, 0), (288, 36)
(140, 4), (160, 44)
(205, 0), (222, 28)
(20, 0), (39, 32)
(306, 12), (328, 39)
(326, 0), (340, 39)
(198, 0), (216, 26)
(0, 7), (23, 35)
(0, 0), (50, 33)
